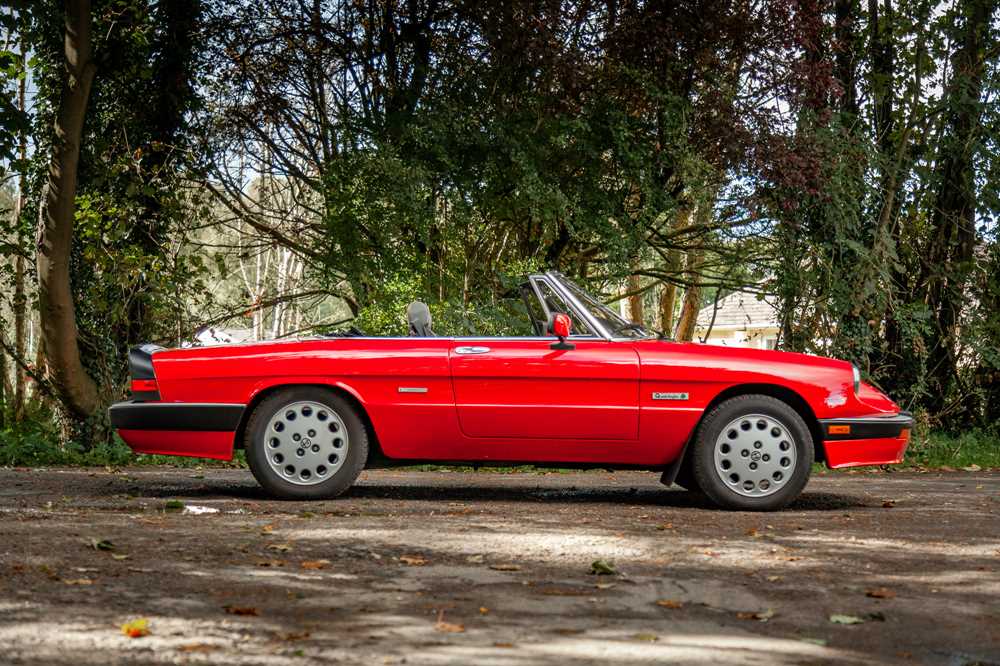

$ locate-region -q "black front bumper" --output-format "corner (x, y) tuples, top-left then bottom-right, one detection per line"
(818, 411), (914, 441)
(109, 401), (245, 432)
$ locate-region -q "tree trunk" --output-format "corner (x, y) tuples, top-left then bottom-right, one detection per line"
(674, 249), (704, 341)
(657, 206), (690, 333)
(658, 282), (676, 334)
(627, 274), (643, 324)
(13, 21), (27, 421)
(35, 0), (99, 420)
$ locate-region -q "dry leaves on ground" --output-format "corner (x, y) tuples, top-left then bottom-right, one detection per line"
(121, 618), (150, 638)
(399, 555), (428, 566)
(224, 605), (260, 616)
(590, 559), (617, 575)
(655, 599), (683, 609)
(62, 578), (93, 586)
(179, 644), (219, 653)
(736, 609), (775, 622)
(300, 559), (330, 570)
(489, 563), (521, 571)
(829, 614), (865, 625)
(434, 610), (465, 633)
(866, 587), (896, 599)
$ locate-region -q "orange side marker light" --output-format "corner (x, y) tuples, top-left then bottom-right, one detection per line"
(828, 424), (851, 435)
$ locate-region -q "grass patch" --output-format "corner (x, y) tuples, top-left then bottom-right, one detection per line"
(903, 429), (1000, 469)
(0, 421), (246, 468)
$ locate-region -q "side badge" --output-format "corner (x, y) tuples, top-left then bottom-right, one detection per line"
(652, 392), (689, 401)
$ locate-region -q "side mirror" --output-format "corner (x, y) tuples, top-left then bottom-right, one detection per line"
(546, 313), (575, 351)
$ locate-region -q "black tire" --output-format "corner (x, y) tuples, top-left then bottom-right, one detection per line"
(690, 394), (814, 511)
(245, 386), (368, 500)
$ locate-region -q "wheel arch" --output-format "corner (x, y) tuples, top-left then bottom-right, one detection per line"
(662, 382), (825, 487)
(233, 382), (384, 464)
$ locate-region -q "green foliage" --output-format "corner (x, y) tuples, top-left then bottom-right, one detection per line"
(904, 429), (1000, 470)
(0, 418), (246, 468)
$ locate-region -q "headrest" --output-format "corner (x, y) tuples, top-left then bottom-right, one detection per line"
(406, 301), (434, 337)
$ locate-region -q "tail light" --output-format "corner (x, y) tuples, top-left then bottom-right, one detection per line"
(130, 379), (159, 395)
(129, 344), (163, 402)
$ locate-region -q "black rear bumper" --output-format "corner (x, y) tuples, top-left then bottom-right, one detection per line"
(109, 401), (245, 432)
(819, 411), (914, 441)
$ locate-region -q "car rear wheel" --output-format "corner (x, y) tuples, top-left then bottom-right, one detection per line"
(691, 394), (814, 511)
(245, 387), (368, 500)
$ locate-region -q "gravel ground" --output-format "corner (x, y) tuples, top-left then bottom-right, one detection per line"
(0, 467), (997, 665)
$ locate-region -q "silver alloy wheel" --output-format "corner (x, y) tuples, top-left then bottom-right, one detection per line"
(713, 413), (797, 498)
(263, 400), (349, 486)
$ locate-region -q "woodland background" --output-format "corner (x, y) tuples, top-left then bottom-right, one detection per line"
(0, 0), (997, 462)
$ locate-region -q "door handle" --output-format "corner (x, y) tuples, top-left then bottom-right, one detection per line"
(455, 346), (491, 355)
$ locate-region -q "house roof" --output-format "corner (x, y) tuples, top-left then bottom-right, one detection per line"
(695, 292), (779, 330)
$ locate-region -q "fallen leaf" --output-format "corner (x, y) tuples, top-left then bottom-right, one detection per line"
(881, 499), (896, 508)
(865, 587), (896, 599)
(633, 633), (659, 642)
(299, 511), (316, 518)
(434, 610), (464, 633)
(281, 631), (311, 641)
(224, 605), (260, 616)
(121, 618), (149, 638)
(300, 559), (330, 570)
(799, 637), (828, 646)
(178, 643), (218, 653)
(90, 539), (114, 551)
(399, 555), (428, 566)
(267, 543), (293, 553)
(256, 559), (285, 568)
(494, 642), (514, 648)
(540, 587), (590, 596)
(111, 554), (130, 561)
(736, 608), (775, 622)
(466, 554), (485, 563)
(594, 582), (616, 590)
(766, 575), (782, 582)
(656, 523), (674, 531)
(479, 606), (490, 615)
(590, 559), (617, 575)
(63, 578), (93, 586)
(489, 563), (521, 572)
(164, 500), (184, 511)
(962, 464), (981, 472)
(746, 528), (760, 537)
(655, 599), (683, 609)
(260, 524), (275, 535)
(829, 613), (865, 625)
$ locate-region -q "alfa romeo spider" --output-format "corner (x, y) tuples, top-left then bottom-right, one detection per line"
(109, 271), (911, 510)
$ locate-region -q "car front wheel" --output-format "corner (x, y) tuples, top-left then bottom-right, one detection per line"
(690, 394), (814, 511)
(245, 387), (368, 500)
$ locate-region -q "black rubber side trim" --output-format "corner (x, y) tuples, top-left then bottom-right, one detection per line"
(109, 402), (244, 432)
(128, 344), (164, 380)
(132, 390), (161, 402)
(819, 411), (913, 441)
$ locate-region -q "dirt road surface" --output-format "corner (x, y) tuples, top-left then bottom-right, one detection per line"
(0, 467), (997, 665)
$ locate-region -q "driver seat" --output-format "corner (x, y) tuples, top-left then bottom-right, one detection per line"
(406, 301), (435, 337)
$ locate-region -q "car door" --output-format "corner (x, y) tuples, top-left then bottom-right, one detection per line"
(449, 338), (639, 440)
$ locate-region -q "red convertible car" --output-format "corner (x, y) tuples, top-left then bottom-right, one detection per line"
(109, 271), (911, 510)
